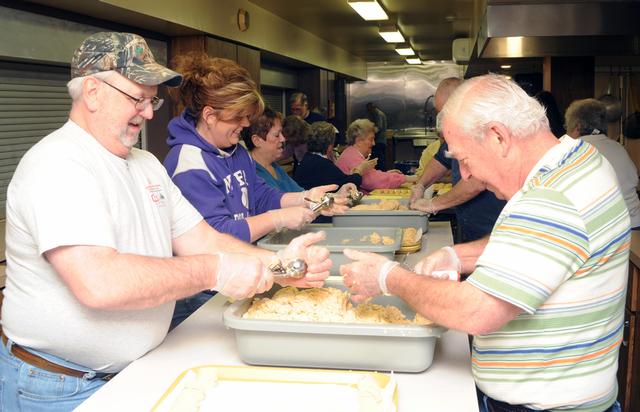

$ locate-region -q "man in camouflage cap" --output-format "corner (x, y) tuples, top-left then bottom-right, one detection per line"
(71, 31), (182, 87)
(0, 31), (331, 411)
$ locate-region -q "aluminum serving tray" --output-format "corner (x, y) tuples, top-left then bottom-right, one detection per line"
(257, 226), (401, 275)
(333, 198), (429, 232)
(223, 278), (447, 373)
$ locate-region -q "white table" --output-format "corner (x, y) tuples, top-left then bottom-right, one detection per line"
(77, 222), (479, 411)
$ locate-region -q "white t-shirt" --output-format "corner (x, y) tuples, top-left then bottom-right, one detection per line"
(2, 120), (203, 372)
(581, 133), (640, 227)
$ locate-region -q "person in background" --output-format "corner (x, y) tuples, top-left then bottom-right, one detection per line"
(534, 90), (565, 138)
(341, 74), (626, 412)
(242, 107), (303, 193)
(366, 102), (388, 171)
(565, 98), (640, 228)
(294, 121), (370, 190)
(0, 32), (332, 411)
(163, 54), (346, 327)
(279, 114), (310, 171)
(410, 77), (506, 242)
(336, 118), (416, 192)
(290, 91), (325, 124)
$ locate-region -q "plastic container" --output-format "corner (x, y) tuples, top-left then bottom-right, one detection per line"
(223, 278), (447, 372)
(333, 199), (429, 232)
(257, 226), (401, 275)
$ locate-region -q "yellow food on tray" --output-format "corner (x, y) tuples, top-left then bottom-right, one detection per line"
(243, 286), (433, 325)
(432, 182), (453, 195)
(351, 199), (401, 211)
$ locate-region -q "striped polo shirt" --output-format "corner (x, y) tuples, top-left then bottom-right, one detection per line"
(468, 137), (630, 411)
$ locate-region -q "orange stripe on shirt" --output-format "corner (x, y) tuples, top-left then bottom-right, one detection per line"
(543, 145), (595, 188)
(497, 224), (588, 260)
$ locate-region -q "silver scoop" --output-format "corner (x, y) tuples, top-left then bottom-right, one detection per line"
(305, 194), (335, 213)
(347, 188), (364, 206)
(269, 258), (308, 279)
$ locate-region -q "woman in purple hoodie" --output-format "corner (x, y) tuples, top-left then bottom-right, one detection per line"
(164, 54), (345, 327)
(164, 54), (344, 244)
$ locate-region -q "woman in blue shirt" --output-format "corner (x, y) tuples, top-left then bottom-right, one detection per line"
(242, 107), (305, 192)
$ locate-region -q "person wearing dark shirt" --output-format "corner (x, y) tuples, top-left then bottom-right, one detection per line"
(294, 121), (367, 190)
(290, 92), (326, 124)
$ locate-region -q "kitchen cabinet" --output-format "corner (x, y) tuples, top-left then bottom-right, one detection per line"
(619, 232), (640, 411)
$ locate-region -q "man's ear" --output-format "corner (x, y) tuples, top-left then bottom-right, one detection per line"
(486, 121), (512, 158)
(83, 77), (101, 112)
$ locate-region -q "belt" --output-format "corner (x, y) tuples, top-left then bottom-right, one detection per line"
(1, 331), (116, 381)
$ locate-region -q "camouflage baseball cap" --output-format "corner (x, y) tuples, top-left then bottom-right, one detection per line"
(71, 32), (182, 87)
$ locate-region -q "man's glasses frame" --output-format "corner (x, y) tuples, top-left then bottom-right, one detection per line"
(100, 80), (164, 111)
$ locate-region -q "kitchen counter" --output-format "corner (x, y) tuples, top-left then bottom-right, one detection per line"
(76, 222), (479, 412)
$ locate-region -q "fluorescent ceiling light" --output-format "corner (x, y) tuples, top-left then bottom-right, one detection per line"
(395, 46), (415, 56)
(348, 0), (388, 21)
(379, 26), (405, 43)
(500, 64), (512, 69)
(406, 58), (422, 65)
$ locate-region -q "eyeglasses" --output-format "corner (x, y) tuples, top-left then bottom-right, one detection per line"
(100, 80), (164, 111)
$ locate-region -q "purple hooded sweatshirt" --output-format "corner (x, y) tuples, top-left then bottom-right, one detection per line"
(164, 110), (284, 241)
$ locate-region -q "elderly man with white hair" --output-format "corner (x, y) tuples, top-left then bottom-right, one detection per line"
(341, 74), (627, 412)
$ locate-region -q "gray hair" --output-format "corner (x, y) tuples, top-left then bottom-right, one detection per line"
(564, 98), (608, 136)
(346, 118), (376, 145)
(440, 73), (549, 140)
(307, 121), (336, 153)
(290, 91), (308, 106)
(67, 70), (116, 101)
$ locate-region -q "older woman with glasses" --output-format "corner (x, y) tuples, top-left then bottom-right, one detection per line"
(242, 107), (303, 193)
(336, 118), (417, 192)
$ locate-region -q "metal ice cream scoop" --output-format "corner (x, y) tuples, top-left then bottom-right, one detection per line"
(305, 194), (335, 213)
(269, 258), (308, 279)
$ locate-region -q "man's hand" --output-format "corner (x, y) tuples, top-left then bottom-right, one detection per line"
(414, 246), (461, 277)
(340, 249), (398, 302)
(276, 231), (332, 288)
(410, 183), (426, 203)
(410, 197), (436, 214)
(212, 252), (273, 299)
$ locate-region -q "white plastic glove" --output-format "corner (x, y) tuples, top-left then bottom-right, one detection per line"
(211, 252), (273, 299)
(340, 249), (399, 303)
(410, 183), (426, 203)
(413, 246), (461, 280)
(337, 182), (358, 197)
(275, 231), (332, 288)
(269, 207), (316, 231)
(410, 197), (437, 214)
(351, 158), (377, 175)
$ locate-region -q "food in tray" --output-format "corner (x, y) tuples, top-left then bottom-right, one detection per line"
(243, 286), (433, 325)
(401, 227), (422, 247)
(369, 188), (411, 196)
(352, 232), (394, 245)
(432, 182), (453, 195)
(351, 199), (408, 211)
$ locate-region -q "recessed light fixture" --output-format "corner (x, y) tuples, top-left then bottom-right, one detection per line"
(348, 0), (388, 21)
(395, 45), (415, 56)
(379, 25), (405, 43)
(406, 57), (422, 65)
(500, 64), (512, 69)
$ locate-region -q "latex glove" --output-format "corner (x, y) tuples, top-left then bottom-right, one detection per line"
(275, 231), (332, 288)
(269, 207), (316, 231)
(340, 249), (399, 303)
(304, 184), (349, 217)
(337, 182), (358, 197)
(351, 158), (377, 175)
(405, 174), (418, 183)
(410, 183), (426, 203)
(414, 246), (461, 279)
(410, 197), (437, 214)
(212, 252), (273, 299)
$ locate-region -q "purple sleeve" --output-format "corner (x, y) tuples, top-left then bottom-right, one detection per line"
(171, 170), (252, 242)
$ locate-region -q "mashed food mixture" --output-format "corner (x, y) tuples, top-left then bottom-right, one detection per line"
(243, 287), (432, 325)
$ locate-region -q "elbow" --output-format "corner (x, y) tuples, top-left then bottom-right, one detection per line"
(70, 283), (120, 310)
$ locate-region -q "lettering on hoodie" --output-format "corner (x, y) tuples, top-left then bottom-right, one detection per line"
(224, 170), (251, 214)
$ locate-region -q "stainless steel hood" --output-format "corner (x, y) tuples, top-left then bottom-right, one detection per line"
(475, 1), (640, 59)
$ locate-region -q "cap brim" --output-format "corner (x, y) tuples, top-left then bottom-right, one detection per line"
(124, 63), (182, 87)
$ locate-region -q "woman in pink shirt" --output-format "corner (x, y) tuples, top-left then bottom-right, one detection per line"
(336, 119), (416, 192)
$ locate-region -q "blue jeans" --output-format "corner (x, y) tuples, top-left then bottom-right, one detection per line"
(169, 291), (215, 331)
(477, 389), (622, 412)
(0, 337), (106, 412)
